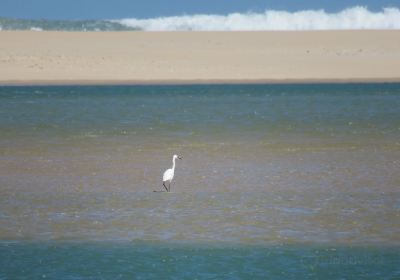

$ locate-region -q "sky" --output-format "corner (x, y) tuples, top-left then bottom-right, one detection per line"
(1, 0), (400, 19)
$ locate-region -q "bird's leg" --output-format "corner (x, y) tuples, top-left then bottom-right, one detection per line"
(168, 182), (171, 192)
(163, 182), (168, 192)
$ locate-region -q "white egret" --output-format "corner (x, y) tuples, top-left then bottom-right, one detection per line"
(162, 154), (182, 192)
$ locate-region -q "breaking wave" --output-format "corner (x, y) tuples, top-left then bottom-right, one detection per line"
(115, 6), (400, 31)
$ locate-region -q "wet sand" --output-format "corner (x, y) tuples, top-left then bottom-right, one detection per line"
(1, 31), (400, 84)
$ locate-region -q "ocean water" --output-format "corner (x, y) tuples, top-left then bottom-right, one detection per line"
(0, 84), (399, 279)
(1, 7), (400, 31)
(0, 17), (138, 31)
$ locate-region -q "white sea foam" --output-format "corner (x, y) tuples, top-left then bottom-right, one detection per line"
(114, 6), (400, 31)
(30, 27), (43, 32)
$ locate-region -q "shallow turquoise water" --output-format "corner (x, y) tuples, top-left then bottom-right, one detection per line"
(0, 242), (398, 280)
(1, 84), (400, 143)
(0, 84), (399, 279)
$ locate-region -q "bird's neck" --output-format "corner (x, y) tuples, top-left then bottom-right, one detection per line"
(172, 157), (176, 170)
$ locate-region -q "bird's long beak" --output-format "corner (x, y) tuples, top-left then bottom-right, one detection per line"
(178, 156), (183, 160)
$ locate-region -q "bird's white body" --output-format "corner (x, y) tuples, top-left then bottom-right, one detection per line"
(161, 154), (181, 192)
(163, 168), (174, 182)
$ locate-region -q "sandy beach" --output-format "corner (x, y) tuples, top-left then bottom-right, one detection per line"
(1, 30), (399, 84)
